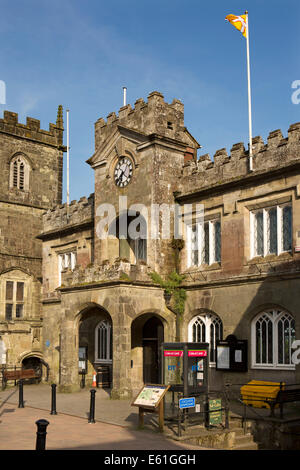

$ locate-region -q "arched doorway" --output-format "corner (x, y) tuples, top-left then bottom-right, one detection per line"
(22, 356), (43, 384)
(78, 306), (112, 388)
(131, 314), (164, 390)
(143, 317), (164, 383)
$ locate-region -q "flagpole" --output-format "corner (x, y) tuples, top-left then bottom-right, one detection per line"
(66, 109), (70, 208)
(245, 11), (253, 171)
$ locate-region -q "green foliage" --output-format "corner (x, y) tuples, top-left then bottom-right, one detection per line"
(149, 271), (186, 316)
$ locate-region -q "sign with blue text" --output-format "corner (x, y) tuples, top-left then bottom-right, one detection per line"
(179, 397), (195, 409)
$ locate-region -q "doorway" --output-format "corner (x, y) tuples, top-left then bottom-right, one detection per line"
(142, 317), (164, 384)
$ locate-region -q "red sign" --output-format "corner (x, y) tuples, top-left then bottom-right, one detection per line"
(188, 350), (207, 357)
(164, 350), (183, 357)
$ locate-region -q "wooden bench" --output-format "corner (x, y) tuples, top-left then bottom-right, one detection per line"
(265, 389), (300, 418)
(2, 369), (39, 389)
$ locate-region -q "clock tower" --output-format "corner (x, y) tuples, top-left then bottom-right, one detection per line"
(87, 91), (200, 275)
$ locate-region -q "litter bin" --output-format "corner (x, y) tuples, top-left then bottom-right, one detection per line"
(241, 380), (285, 409)
(96, 365), (111, 388)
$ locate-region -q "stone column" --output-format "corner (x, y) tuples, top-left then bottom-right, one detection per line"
(111, 324), (132, 399)
(58, 319), (80, 392)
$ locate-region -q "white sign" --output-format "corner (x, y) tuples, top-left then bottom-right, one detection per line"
(0, 340), (7, 365)
(235, 350), (242, 363)
(217, 345), (230, 369)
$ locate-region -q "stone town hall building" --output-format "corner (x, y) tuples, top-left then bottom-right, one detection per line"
(0, 91), (299, 398)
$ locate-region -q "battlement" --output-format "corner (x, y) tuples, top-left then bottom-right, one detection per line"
(94, 91), (188, 151)
(180, 122), (300, 194)
(0, 105), (64, 147)
(42, 193), (94, 233)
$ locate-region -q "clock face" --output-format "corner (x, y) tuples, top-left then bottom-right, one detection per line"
(114, 157), (133, 187)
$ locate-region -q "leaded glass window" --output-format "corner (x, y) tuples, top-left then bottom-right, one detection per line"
(267, 207), (277, 255)
(251, 205), (292, 258)
(187, 219), (221, 267)
(95, 320), (112, 362)
(282, 206), (292, 252)
(5, 280), (25, 320)
(189, 313), (223, 364)
(252, 309), (295, 368)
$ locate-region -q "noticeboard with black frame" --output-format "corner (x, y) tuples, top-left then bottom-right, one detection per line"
(216, 336), (248, 372)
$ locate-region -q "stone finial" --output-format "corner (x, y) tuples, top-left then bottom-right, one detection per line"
(267, 129), (283, 147)
(56, 105), (63, 129)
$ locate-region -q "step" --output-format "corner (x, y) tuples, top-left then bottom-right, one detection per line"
(232, 441), (259, 450)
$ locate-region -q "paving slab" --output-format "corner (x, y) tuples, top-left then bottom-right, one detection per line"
(0, 384), (210, 450)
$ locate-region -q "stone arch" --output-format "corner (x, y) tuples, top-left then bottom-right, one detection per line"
(131, 310), (169, 392)
(76, 302), (113, 388)
(18, 351), (48, 383)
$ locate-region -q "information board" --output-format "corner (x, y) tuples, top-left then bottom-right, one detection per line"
(216, 336), (248, 372)
(209, 398), (222, 426)
(132, 384), (170, 410)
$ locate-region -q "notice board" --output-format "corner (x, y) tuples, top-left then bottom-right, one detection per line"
(216, 336), (248, 372)
(132, 384), (170, 410)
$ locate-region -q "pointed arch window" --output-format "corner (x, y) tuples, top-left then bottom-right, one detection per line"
(252, 309), (295, 369)
(10, 155), (30, 191)
(188, 313), (223, 364)
(95, 320), (112, 363)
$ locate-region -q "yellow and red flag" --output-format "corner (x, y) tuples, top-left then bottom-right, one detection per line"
(225, 14), (247, 38)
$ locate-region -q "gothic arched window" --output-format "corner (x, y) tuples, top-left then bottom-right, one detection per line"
(10, 155), (30, 191)
(252, 309), (295, 369)
(95, 320), (112, 362)
(188, 313), (223, 363)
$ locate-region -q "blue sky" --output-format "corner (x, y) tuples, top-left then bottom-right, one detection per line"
(1, 0), (300, 202)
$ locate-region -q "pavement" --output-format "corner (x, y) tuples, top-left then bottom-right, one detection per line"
(0, 384), (207, 451)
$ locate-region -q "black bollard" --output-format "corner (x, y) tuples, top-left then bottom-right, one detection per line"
(88, 389), (96, 423)
(50, 384), (57, 415)
(18, 379), (24, 408)
(35, 419), (49, 451)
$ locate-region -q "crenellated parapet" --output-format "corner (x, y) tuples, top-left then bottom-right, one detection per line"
(94, 91), (190, 151)
(0, 105), (65, 148)
(180, 123), (300, 194)
(42, 194), (94, 233)
(61, 259), (152, 288)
